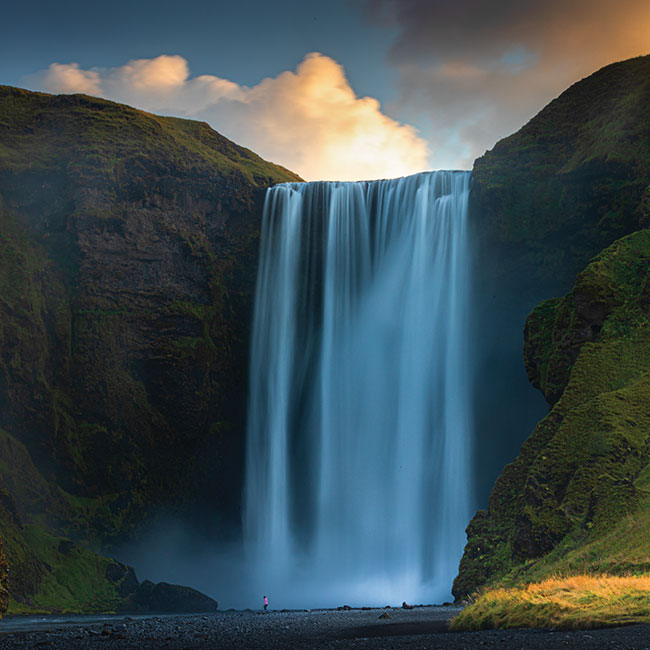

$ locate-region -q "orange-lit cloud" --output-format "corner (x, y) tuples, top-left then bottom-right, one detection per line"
(25, 53), (429, 182)
(366, 0), (650, 169)
(366, 0), (650, 66)
(38, 63), (103, 96)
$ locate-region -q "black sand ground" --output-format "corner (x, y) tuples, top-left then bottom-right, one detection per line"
(2, 606), (650, 649)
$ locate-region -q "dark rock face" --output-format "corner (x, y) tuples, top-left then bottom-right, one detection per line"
(0, 534), (8, 618)
(0, 85), (300, 610)
(637, 185), (650, 228)
(0, 85), (299, 525)
(472, 54), (650, 299)
(124, 579), (218, 613)
(468, 54), (650, 521)
(454, 231), (650, 600)
(106, 562), (140, 598)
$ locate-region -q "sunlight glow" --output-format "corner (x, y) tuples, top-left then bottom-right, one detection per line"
(27, 53), (430, 181)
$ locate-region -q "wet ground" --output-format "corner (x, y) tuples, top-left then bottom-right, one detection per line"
(2, 606), (650, 649)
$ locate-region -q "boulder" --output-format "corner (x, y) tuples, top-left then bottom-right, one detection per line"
(123, 580), (218, 613)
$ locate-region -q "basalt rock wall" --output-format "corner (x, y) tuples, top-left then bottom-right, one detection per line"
(457, 54), (650, 597)
(0, 85), (300, 608)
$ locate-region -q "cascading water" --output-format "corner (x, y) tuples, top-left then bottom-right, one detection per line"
(244, 171), (473, 608)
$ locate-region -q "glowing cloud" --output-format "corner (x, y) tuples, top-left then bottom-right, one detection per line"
(38, 63), (103, 96)
(26, 53), (429, 182)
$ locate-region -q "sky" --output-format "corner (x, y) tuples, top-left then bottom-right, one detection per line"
(3, 0), (650, 181)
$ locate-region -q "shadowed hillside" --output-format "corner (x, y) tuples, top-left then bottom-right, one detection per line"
(470, 54), (650, 512)
(473, 54), (650, 294)
(0, 85), (300, 612)
(457, 54), (650, 601)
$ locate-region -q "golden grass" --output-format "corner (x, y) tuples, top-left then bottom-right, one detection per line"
(451, 574), (650, 631)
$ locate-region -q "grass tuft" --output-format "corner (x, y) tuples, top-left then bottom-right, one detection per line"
(452, 574), (650, 630)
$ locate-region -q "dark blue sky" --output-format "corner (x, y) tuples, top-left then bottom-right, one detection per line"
(2, 0), (394, 102)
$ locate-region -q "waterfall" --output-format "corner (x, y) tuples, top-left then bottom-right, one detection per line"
(244, 171), (473, 608)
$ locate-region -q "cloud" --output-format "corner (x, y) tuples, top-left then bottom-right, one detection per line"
(363, 0), (650, 168)
(365, 0), (650, 65)
(25, 53), (429, 182)
(37, 63), (103, 96)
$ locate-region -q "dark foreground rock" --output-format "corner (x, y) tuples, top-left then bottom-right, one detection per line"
(122, 579), (218, 613)
(2, 607), (650, 649)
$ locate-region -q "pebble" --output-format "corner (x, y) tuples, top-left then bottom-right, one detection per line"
(0, 607), (649, 649)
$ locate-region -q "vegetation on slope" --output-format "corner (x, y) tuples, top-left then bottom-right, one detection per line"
(469, 53), (650, 548)
(473, 54), (650, 294)
(0, 86), (300, 184)
(452, 574), (650, 631)
(0, 423), (130, 611)
(0, 85), (300, 611)
(454, 230), (650, 600)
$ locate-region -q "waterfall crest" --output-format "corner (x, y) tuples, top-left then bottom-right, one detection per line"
(245, 171), (473, 607)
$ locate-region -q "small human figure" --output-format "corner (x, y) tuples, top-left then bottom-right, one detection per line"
(264, 595), (268, 611)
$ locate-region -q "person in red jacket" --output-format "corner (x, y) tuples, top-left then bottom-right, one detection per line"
(264, 595), (268, 611)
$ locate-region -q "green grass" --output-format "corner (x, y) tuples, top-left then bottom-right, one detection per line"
(454, 230), (650, 600)
(0, 85), (301, 184)
(9, 525), (121, 614)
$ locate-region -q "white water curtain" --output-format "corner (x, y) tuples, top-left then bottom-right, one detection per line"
(245, 171), (473, 608)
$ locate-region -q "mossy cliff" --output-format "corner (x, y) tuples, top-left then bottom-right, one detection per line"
(473, 54), (650, 297)
(470, 54), (650, 510)
(0, 531), (7, 618)
(454, 230), (650, 599)
(0, 426), (140, 613)
(0, 85), (299, 610)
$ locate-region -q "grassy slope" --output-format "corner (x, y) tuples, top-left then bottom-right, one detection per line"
(473, 54), (650, 294)
(454, 230), (650, 601)
(0, 86), (300, 612)
(0, 85), (300, 184)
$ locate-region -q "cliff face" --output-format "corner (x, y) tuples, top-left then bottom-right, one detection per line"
(0, 533), (7, 617)
(468, 54), (650, 518)
(456, 54), (650, 599)
(0, 85), (300, 608)
(472, 54), (650, 297)
(455, 225), (650, 599)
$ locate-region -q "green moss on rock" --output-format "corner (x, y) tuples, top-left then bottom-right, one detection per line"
(0, 84), (301, 612)
(0, 532), (8, 618)
(454, 230), (650, 599)
(9, 525), (123, 613)
(473, 54), (650, 298)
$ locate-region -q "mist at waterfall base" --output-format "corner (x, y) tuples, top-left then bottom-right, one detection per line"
(241, 171), (473, 609)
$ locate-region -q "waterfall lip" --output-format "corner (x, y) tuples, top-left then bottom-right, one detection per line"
(244, 170), (473, 609)
(269, 169), (471, 189)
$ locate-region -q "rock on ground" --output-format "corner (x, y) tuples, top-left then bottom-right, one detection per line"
(2, 606), (650, 649)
